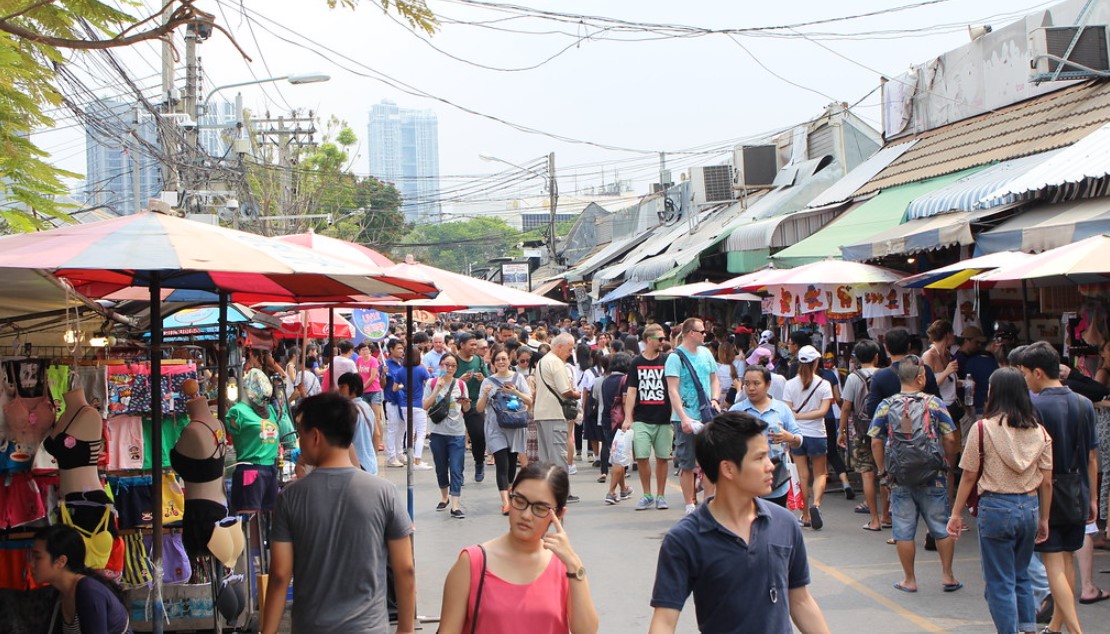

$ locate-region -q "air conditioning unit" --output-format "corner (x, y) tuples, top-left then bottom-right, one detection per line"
(1030, 25), (1110, 79)
(731, 145), (778, 190)
(688, 165), (735, 205)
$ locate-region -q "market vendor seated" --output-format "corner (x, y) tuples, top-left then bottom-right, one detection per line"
(225, 369), (292, 513)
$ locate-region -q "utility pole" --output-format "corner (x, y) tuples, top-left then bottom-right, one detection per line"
(548, 151), (558, 266)
(252, 113), (318, 235)
(159, 1), (178, 195)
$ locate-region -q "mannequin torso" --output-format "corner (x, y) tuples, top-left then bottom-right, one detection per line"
(171, 397), (228, 504)
(45, 388), (103, 495)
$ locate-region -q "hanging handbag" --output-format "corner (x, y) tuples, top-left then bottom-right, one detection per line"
(540, 365), (579, 421)
(1050, 393), (1089, 526)
(675, 348), (718, 424)
(966, 420), (985, 517)
(770, 451), (793, 491)
(487, 377), (529, 429)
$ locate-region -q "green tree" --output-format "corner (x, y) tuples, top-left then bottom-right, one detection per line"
(0, 0), (435, 232)
(323, 176), (413, 257)
(399, 216), (522, 274)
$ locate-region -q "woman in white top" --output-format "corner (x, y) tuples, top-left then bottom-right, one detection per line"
(922, 319), (962, 422)
(783, 345), (834, 530)
(424, 353), (471, 519)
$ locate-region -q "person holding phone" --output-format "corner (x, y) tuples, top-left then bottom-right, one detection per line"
(437, 464), (598, 633)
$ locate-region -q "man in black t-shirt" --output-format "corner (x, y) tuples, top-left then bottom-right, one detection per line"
(622, 324), (672, 511)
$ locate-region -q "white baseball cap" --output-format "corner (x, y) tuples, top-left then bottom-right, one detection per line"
(797, 345), (821, 364)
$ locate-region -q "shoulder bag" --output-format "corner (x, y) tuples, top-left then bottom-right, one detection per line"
(1050, 393), (1088, 526)
(470, 545), (488, 634)
(487, 377), (529, 429)
(427, 378), (455, 424)
(540, 363), (579, 421)
(966, 420), (985, 517)
(675, 348), (718, 424)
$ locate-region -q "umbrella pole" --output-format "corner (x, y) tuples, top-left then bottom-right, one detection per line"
(405, 305), (415, 521)
(218, 292), (229, 422)
(1021, 279), (1032, 345)
(328, 308), (336, 390)
(150, 273), (165, 634)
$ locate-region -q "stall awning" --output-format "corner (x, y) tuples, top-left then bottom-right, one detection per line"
(980, 122), (1110, 206)
(905, 150), (1061, 219)
(532, 277), (565, 297)
(631, 249), (702, 283)
(841, 211), (985, 261)
(561, 237), (640, 282)
(772, 167), (984, 267)
(975, 198), (1110, 254)
(723, 204), (845, 273)
(598, 279), (651, 303)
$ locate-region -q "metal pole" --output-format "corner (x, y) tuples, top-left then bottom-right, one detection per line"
(548, 152), (558, 266)
(1021, 279), (1033, 345)
(149, 273), (165, 634)
(217, 292), (229, 422)
(405, 305), (415, 521)
(328, 308), (336, 391)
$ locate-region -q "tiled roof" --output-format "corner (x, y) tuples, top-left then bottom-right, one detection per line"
(857, 80), (1110, 196)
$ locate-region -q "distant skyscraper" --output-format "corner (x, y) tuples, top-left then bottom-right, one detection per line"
(368, 99), (440, 223)
(83, 98), (161, 215)
(198, 99), (237, 158)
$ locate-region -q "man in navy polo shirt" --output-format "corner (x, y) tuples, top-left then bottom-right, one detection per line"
(649, 411), (829, 633)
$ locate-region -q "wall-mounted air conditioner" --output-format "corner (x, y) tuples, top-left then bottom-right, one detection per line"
(731, 145), (778, 190)
(1030, 25), (1110, 79)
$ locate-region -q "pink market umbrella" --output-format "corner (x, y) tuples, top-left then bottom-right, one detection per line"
(973, 234), (1110, 287)
(750, 260), (907, 288)
(279, 308), (354, 338)
(273, 230), (394, 268)
(695, 268), (783, 296)
(372, 256), (566, 312)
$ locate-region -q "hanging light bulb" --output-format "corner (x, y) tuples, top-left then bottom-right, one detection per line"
(226, 377), (238, 403)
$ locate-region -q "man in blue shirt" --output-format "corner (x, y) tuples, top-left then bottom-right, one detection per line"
(649, 411), (829, 633)
(666, 318), (721, 515)
(730, 365), (803, 507)
(865, 328), (941, 418)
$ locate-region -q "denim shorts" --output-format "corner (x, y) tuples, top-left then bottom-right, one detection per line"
(790, 436), (828, 458)
(364, 390), (384, 405)
(890, 485), (950, 542)
(672, 422), (696, 471)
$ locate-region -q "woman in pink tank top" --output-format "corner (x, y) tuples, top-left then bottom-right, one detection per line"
(437, 464), (599, 634)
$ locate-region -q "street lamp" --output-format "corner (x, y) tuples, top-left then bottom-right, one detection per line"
(480, 153), (559, 267)
(203, 73), (331, 110)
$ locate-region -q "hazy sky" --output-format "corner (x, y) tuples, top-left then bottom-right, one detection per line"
(37, 0), (1061, 204)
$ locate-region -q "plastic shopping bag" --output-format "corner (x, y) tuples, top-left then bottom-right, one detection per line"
(786, 460), (805, 511)
(611, 429), (634, 467)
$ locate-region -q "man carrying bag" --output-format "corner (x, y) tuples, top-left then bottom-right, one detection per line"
(665, 318), (720, 515)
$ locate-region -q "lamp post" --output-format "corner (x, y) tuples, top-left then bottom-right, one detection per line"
(480, 153), (559, 267)
(202, 72), (331, 111)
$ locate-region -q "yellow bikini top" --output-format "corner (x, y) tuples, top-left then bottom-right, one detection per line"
(58, 503), (113, 569)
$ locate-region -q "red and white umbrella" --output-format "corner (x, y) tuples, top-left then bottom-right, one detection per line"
(273, 230), (394, 268)
(973, 234), (1110, 287)
(279, 308), (354, 338)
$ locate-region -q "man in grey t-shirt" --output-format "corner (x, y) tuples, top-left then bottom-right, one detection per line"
(263, 393), (415, 634)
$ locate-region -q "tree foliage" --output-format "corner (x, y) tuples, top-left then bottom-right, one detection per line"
(399, 216), (522, 274)
(0, 0), (436, 232)
(322, 176), (413, 257)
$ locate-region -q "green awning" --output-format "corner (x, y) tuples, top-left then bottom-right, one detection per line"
(771, 167), (985, 267)
(726, 248), (771, 273)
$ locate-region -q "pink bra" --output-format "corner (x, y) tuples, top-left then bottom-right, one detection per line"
(4, 396), (56, 444)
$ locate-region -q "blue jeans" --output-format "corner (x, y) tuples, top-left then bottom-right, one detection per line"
(430, 434), (465, 497)
(890, 485), (950, 542)
(977, 493), (1039, 634)
(1028, 554), (1050, 607)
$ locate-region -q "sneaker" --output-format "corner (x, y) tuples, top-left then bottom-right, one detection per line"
(810, 506), (823, 530)
(474, 467), (485, 483)
(566, 494), (580, 504)
(450, 509), (465, 519)
(566, 463), (578, 475)
(843, 484), (856, 500)
(634, 496), (655, 511)
(684, 503), (697, 515)
(655, 496), (670, 510)
(413, 462), (433, 471)
(592, 460), (602, 468)
(620, 486), (634, 500)
(386, 459), (404, 468)
(435, 501), (449, 511)
(604, 493), (619, 505)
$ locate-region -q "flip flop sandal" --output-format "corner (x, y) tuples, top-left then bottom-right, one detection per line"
(1079, 588), (1110, 604)
(886, 537), (896, 545)
(862, 524), (882, 532)
(893, 583), (916, 593)
(854, 503), (871, 514)
(942, 582), (963, 592)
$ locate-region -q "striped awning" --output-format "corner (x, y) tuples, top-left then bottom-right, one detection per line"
(597, 279), (651, 303)
(905, 150), (1061, 219)
(840, 212), (975, 261)
(976, 198), (1110, 254)
(980, 122), (1110, 206)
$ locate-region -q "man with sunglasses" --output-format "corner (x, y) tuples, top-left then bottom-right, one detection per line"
(623, 323), (673, 510)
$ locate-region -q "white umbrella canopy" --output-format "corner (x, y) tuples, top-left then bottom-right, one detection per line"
(749, 260), (907, 288)
(973, 234), (1110, 287)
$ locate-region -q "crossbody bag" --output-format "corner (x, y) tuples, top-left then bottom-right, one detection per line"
(540, 364), (579, 420)
(1050, 393), (1088, 526)
(675, 348), (717, 424)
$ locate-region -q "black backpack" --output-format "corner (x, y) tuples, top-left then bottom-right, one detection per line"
(882, 394), (948, 487)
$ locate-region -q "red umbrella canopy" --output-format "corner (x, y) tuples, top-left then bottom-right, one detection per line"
(273, 231), (394, 268)
(279, 308), (354, 339)
(373, 256), (566, 312)
(0, 213), (437, 302)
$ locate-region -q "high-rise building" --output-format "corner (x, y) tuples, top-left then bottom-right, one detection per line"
(368, 99), (440, 223)
(198, 99), (238, 158)
(83, 98), (162, 215)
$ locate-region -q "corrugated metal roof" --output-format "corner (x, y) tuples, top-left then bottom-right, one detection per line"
(980, 122), (1110, 205)
(905, 150), (1062, 219)
(562, 237), (640, 281)
(858, 81), (1110, 196)
(976, 198), (1110, 254)
(807, 141), (916, 208)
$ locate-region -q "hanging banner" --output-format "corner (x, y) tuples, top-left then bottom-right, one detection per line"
(797, 284), (830, 314)
(502, 263), (531, 292)
(770, 286), (798, 317)
(351, 309), (390, 343)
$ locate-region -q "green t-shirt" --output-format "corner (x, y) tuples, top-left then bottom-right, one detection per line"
(142, 414), (190, 470)
(226, 402), (281, 466)
(455, 354), (489, 400)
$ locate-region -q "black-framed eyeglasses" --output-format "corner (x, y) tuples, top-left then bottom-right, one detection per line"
(508, 492), (554, 517)
(690, 329), (706, 334)
(441, 363), (457, 368)
(517, 358), (530, 364)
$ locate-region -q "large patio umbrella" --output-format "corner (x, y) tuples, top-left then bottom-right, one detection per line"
(278, 307), (354, 338)
(0, 212), (438, 633)
(973, 234), (1110, 287)
(749, 260), (907, 288)
(273, 230), (394, 267)
(898, 251), (1034, 289)
(694, 267), (784, 296)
